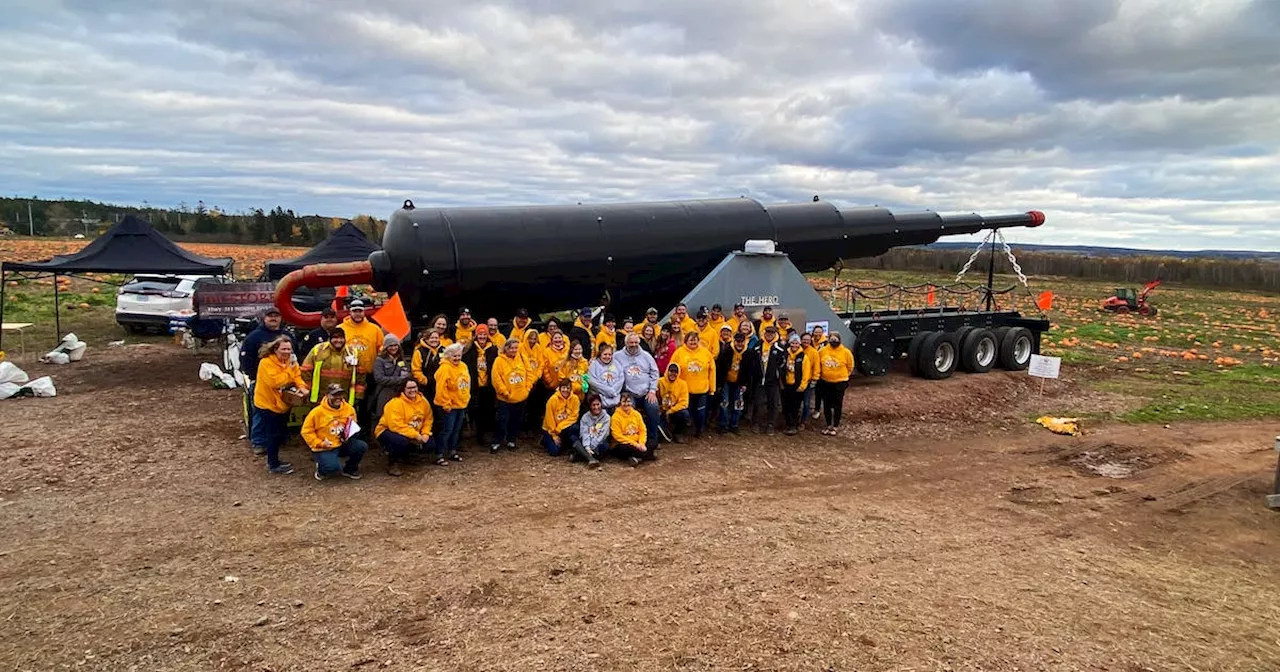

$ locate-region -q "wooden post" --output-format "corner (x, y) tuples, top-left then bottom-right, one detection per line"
(53, 273), (62, 340)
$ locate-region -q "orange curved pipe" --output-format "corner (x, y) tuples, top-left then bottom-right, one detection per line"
(274, 261), (376, 328)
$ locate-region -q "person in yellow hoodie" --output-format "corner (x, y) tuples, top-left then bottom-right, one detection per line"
(558, 340), (591, 401)
(727, 303), (748, 334)
(801, 332), (821, 428)
(708, 303), (727, 334)
(303, 383), (368, 480)
(658, 362), (691, 442)
(519, 328), (548, 434)
(594, 313), (619, 358)
(539, 331), (570, 389)
(755, 306), (776, 336)
(433, 343), (471, 464)
(780, 333), (812, 435)
(452, 307), (477, 346)
(508, 308), (533, 344)
(340, 299), (385, 431)
(491, 338), (534, 453)
(670, 303), (697, 334)
(253, 336), (308, 475)
(695, 307), (721, 359)
(610, 393), (650, 466)
(816, 333), (854, 435)
(670, 331), (716, 438)
(540, 378), (581, 456)
(374, 378), (432, 476)
(634, 306), (661, 336)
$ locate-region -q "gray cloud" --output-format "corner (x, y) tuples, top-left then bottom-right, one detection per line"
(0, 0), (1276, 251)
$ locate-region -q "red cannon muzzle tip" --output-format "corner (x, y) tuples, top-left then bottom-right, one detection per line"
(1026, 210), (1046, 227)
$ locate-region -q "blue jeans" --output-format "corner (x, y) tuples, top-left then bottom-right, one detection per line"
(440, 409), (466, 457)
(313, 438), (368, 475)
(247, 382), (268, 447)
(718, 385), (745, 430)
(378, 430), (432, 464)
(494, 400), (527, 446)
(802, 387), (813, 420)
(689, 393), (708, 434)
(254, 406), (288, 468)
(662, 409), (692, 438)
(541, 425), (580, 457)
(629, 393), (663, 447)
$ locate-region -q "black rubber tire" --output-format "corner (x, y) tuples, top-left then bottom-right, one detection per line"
(960, 328), (998, 373)
(954, 326), (976, 348)
(917, 331), (958, 380)
(998, 326), (1034, 371)
(907, 332), (930, 377)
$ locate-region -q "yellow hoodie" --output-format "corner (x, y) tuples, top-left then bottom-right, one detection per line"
(558, 356), (590, 398)
(410, 341), (441, 387)
(374, 393), (433, 439)
(594, 327), (617, 356)
(610, 406), (647, 448)
(454, 320), (476, 345)
(253, 355), (306, 414)
(819, 344), (855, 383)
(539, 343), (569, 387)
(784, 346), (811, 389)
(804, 345), (821, 385)
(301, 399), (356, 451)
(509, 317), (532, 344)
(493, 352), (533, 403)
(542, 390), (581, 437)
(758, 316), (776, 335)
(339, 316), (384, 374)
(433, 359), (472, 411)
(671, 344), (716, 395)
(658, 373), (689, 414)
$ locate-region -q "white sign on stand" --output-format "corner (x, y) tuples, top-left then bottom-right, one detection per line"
(1028, 354), (1061, 395)
(1028, 354), (1061, 379)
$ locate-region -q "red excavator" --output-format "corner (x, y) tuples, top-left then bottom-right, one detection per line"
(1102, 279), (1161, 316)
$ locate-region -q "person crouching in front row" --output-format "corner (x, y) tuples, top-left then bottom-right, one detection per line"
(375, 378), (433, 476)
(658, 362), (691, 443)
(302, 383), (368, 480)
(542, 378), (581, 457)
(610, 394), (651, 466)
(573, 393), (611, 468)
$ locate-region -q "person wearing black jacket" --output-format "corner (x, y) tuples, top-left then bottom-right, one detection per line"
(299, 307), (339, 358)
(715, 331), (759, 434)
(462, 325), (500, 446)
(779, 333), (809, 435)
(568, 307), (595, 358)
(751, 325), (786, 434)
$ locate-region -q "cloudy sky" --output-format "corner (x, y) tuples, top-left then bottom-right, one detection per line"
(2, 0), (1277, 251)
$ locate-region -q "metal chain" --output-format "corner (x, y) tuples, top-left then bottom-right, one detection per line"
(996, 230), (1029, 287)
(954, 230), (994, 283)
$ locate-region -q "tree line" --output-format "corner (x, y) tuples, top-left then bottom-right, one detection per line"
(845, 247), (1280, 293)
(0, 196), (385, 245)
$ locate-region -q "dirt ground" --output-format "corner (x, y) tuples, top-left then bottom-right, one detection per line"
(2, 344), (1278, 672)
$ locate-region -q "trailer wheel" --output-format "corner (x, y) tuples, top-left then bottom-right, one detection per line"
(960, 328), (998, 373)
(999, 327), (1034, 371)
(917, 331), (958, 380)
(907, 332), (930, 377)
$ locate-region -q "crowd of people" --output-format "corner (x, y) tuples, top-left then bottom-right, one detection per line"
(238, 299), (856, 479)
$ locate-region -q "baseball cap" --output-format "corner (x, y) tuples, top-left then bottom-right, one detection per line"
(349, 299), (366, 310)
(262, 306), (281, 317)
(516, 308), (529, 317)
(695, 307), (708, 319)
(459, 307), (471, 315)
(580, 307), (592, 316)
(325, 383), (344, 397)
(646, 307), (658, 315)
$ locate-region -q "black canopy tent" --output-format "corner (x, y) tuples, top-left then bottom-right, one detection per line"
(263, 222), (380, 280)
(0, 215), (234, 349)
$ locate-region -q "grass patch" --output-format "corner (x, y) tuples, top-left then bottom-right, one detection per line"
(1095, 365), (1280, 423)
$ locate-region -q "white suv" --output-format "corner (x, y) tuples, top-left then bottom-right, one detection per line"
(116, 274), (222, 333)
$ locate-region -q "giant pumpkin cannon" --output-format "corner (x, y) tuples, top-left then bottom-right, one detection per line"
(273, 196), (1045, 328)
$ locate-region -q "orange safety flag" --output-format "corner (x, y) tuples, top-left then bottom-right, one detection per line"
(926, 285), (936, 306)
(332, 284), (349, 312)
(371, 292), (412, 341)
(1036, 291), (1055, 311)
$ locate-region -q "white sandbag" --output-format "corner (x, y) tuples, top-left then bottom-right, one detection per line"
(0, 361), (29, 386)
(24, 376), (56, 397)
(41, 351), (71, 365)
(61, 333), (79, 345)
(0, 382), (20, 400)
(67, 342), (88, 362)
(199, 362), (238, 389)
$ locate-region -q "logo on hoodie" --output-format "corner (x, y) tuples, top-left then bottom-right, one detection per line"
(685, 361), (702, 374)
(625, 365), (641, 378)
(508, 372), (525, 385)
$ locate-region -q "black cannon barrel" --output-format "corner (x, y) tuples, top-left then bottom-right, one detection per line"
(368, 197), (1044, 320)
